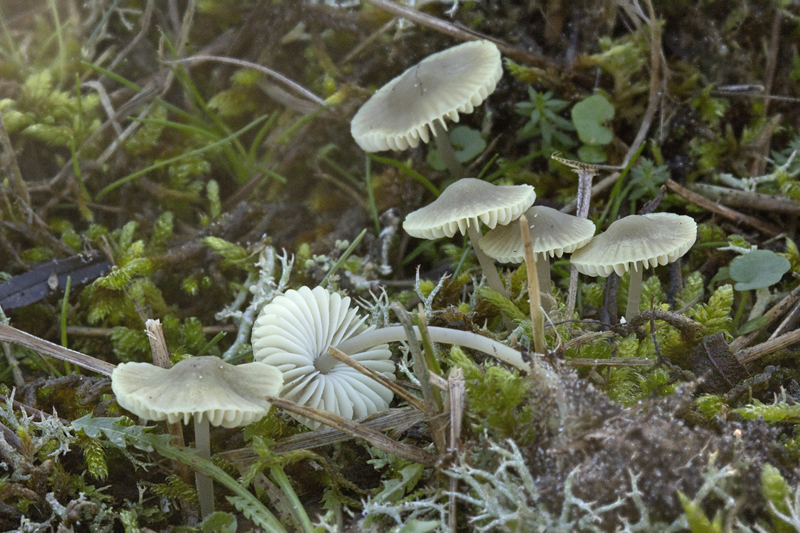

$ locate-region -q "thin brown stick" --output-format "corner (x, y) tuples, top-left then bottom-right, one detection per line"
(0, 324), (115, 376)
(737, 327), (800, 364)
(218, 408), (426, 466)
(665, 179), (781, 236)
(566, 357), (657, 367)
(688, 183), (800, 215)
(266, 396), (437, 467)
(362, 0), (562, 70)
(166, 55), (325, 107)
(730, 282), (800, 351)
(327, 346), (425, 412)
(145, 320), (191, 485)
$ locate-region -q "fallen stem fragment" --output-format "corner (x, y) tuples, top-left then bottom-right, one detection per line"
(0, 324), (115, 376)
(265, 396), (437, 467)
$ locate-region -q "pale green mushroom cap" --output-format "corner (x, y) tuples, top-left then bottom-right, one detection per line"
(479, 205), (596, 263)
(403, 178), (536, 239)
(570, 213), (697, 277)
(111, 356), (283, 428)
(350, 40), (503, 152)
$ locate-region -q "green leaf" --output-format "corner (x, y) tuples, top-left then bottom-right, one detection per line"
(571, 94), (615, 145)
(577, 144), (607, 163)
(373, 463), (425, 504)
(736, 316), (768, 335)
(426, 126), (486, 170)
(734, 399), (800, 423)
(729, 250), (791, 290)
(72, 414), (159, 450)
(678, 491), (723, 532)
(200, 512), (238, 533)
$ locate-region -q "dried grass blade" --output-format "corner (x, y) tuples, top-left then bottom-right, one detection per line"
(265, 396), (436, 467)
(0, 324), (115, 376)
(327, 346), (425, 412)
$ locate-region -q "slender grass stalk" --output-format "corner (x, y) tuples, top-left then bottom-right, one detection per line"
(368, 154), (440, 197)
(60, 276), (71, 350)
(321, 228), (367, 288)
(269, 465), (315, 533)
(96, 115), (269, 199)
(365, 157), (381, 234)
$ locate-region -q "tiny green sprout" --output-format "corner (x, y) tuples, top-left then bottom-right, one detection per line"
(426, 125), (486, 171)
(729, 250), (791, 291)
(571, 94), (615, 163)
(515, 87), (576, 151)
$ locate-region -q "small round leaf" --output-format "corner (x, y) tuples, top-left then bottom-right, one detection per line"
(571, 95), (615, 145)
(729, 250), (791, 291)
(427, 126), (486, 170)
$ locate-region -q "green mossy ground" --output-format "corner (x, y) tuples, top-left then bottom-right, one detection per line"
(1, 0), (800, 531)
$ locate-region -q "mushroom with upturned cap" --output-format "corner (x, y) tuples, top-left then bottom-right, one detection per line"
(480, 205), (595, 306)
(350, 40), (502, 179)
(252, 286), (396, 429)
(403, 178), (535, 306)
(111, 356), (283, 518)
(570, 213), (697, 321)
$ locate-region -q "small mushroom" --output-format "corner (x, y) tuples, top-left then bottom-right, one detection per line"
(403, 178), (535, 304)
(350, 40), (502, 179)
(252, 286), (396, 429)
(480, 205), (595, 305)
(111, 356), (283, 518)
(570, 213), (697, 321)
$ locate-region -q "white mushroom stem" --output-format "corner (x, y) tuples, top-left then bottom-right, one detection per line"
(626, 266), (643, 322)
(566, 170), (596, 319)
(334, 326), (531, 372)
(466, 223), (508, 299)
(537, 258), (552, 312)
(194, 415), (214, 519)
(433, 120), (465, 180)
(467, 223), (517, 330)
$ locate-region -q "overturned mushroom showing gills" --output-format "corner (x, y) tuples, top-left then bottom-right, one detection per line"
(570, 213), (697, 321)
(350, 40), (502, 179)
(111, 356), (283, 519)
(480, 205), (595, 305)
(403, 178), (535, 301)
(252, 286), (396, 429)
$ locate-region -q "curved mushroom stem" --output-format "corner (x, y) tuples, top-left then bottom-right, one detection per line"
(433, 120), (465, 180)
(334, 325), (532, 372)
(466, 224), (508, 298)
(194, 415), (214, 519)
(625, 266), (644, 322)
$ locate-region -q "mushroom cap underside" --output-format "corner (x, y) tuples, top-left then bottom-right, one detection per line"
(479, 205), (596, 263)
(351, 40), (502, 152)
(570, 213), (697, 277)
(252, 286), (395, 429)
(403, 178), (536, 239)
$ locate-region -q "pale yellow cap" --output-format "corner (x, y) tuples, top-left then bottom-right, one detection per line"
(479, 205), (596, 263)
(351, 40), (502, 152)
(570, 213), (697, 277)
(403, 178), (536, 239)
(111, 356), (283, 428)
